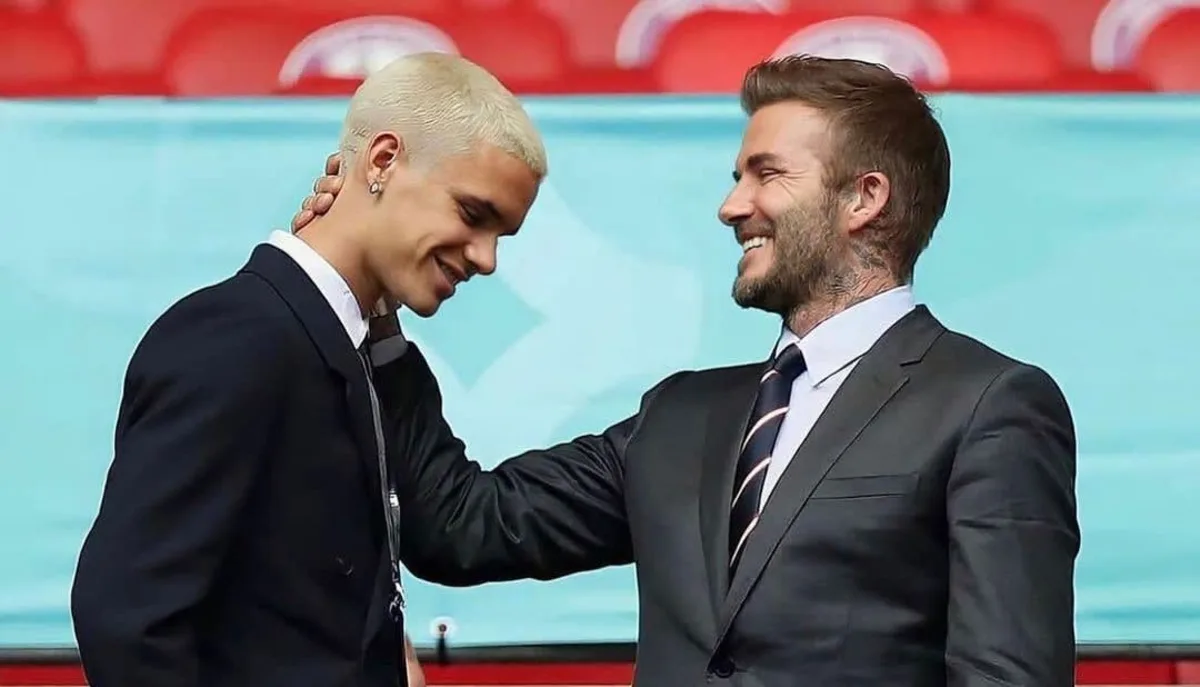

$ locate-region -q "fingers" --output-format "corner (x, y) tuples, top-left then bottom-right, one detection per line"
(291, 159), (343, 233)
(312, 192), (335, 214)
(315, 174), (343, 195)
(291, 209), (314, 233)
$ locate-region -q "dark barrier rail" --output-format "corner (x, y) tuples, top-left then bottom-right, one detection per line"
(4, 642), (1200, 663)
(5, 644), (1200, 685)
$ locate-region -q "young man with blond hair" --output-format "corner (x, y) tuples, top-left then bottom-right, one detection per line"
(71, 52), (544, 687)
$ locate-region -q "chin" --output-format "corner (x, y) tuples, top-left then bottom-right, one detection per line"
(406, 298), (441, 318)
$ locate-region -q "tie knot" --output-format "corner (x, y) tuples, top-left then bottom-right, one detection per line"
(771, 343), (806, 381)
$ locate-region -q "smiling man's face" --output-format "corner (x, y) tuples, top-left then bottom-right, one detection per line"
(364, 139), (541, 317)
(718, 101), (849, 317)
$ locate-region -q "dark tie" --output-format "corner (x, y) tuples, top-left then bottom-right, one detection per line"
(729, 343), (807, 571)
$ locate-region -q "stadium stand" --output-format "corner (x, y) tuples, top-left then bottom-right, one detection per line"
(651, 9), (1068, 92)
(162, 7), (572, 96)
(0, 0), (1197, 95)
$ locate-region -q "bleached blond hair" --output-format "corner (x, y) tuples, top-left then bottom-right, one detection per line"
(338, 52), (547, 178)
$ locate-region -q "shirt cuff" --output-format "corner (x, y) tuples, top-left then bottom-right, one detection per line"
(371, 335), (410, 366)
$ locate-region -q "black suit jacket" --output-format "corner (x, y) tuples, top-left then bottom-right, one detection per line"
(72, 245), (405, 687)
(380, 306), (1079, 687)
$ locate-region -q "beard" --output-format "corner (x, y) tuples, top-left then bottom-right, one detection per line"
(732, 190), (843, 317)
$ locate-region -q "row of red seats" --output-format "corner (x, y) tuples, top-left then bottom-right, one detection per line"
(5, 0), (1195, 72)
(1, 3), (1197, 95)
(531, 0), (1200, 75)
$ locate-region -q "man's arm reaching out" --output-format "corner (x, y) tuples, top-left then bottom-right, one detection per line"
(296, 154), (667, 585)
(372, 340), (680, 585)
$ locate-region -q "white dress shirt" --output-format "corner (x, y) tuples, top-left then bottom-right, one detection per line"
(759, 286), (917, 508)
(267, 230), (408, 365)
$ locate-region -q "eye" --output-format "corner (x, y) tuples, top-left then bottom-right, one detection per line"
(758, 168), (783, 181)
(457, 201), (483, 227)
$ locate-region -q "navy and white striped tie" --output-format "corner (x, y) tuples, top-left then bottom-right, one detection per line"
(729, 343), (807, 571)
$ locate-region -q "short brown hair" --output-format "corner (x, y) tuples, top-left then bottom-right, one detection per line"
(741, 55), (951, 283)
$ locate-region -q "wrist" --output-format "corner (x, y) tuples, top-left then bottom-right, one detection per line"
(368, 312), (401, 342)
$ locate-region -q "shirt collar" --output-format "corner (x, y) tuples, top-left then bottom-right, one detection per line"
(774, 286), (917, 387)
(267, 230), (368, 348)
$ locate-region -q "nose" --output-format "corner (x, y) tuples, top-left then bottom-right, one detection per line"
(718, 181), (754, 228)
(465, 235), (498, 277)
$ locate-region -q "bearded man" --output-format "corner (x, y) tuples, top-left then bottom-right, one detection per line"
(294, 55), (1079, 687)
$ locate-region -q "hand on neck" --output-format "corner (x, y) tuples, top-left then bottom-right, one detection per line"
(295, 213), (381, 317)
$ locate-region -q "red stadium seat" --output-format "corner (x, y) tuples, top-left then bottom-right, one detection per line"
(535, 0), (792, 69)
(982, 0), (1200, 71)
(1040, 68), (1151, 91)
(0, 11), (86, 95)
(165, 11), (320, 96)
(1134, 8), (1200, 91)
(275, 75), (363, 96)
(518, 67), (658, 94)
(0, 0), (54, 9)
(60, 0), (452, 81)
(979, 0), (1106, 68)
(923, 69), (1151, 92)
(443, 8), (571, 85)
(923, 0), (979, 10)
(652, 10), (1063, 93)
(533, 0), (639, 66)
(164, 8), (570, 96)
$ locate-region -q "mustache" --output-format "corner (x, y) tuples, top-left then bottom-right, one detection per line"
(735, 220), (775, 243)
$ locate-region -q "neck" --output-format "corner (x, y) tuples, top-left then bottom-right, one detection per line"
(785, 270), (900, 338)
(295, 217), (380, 317)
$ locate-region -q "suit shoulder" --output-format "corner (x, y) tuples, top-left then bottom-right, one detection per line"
(149, 272), (288, 334)
(930, 328), (1066, 404)
(130, 272), (296, 372)
(638, 361), (760, 408)
(668, 360), (760, 387)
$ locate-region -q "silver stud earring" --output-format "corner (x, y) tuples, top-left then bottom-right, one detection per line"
(368, 180), (382, 195)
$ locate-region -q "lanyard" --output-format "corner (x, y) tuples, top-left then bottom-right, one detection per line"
(358, 349), (405, 620)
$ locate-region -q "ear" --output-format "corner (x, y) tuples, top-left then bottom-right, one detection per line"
(361, 132), (407, 186)
(845, 171), (890, 234)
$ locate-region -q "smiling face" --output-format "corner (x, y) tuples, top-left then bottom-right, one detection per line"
(719, 101), (849, 317)
(362, 138), (541, 317)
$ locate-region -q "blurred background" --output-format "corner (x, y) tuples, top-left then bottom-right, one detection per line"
(3, 0), (1200, 94)
(1, 0), (1199, 684)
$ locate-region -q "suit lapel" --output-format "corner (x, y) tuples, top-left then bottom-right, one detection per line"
(242, 244), (382, 497)
(713, 307), (943, 645)
(698, 361), (769, 610)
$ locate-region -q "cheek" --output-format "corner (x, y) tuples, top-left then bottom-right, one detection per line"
(421, 222), (475, 256)
(756, 187), (801, 223)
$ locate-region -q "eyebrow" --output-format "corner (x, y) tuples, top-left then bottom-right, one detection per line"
(732, 152), (785, 181)
(459, 193), (519, 235)
(459, 194), (500, 220)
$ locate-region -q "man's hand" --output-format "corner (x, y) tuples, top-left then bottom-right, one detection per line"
(292, 152), (396, 330)
(290, 153), (344, 233)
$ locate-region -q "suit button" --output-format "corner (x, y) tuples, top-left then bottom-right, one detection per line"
(709, 655), (735, 678)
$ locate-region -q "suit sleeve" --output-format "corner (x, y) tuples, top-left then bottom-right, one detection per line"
(945, 364), (1080, 687)
(71, 292), (291, 687)
(372, 345), (679, 585)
